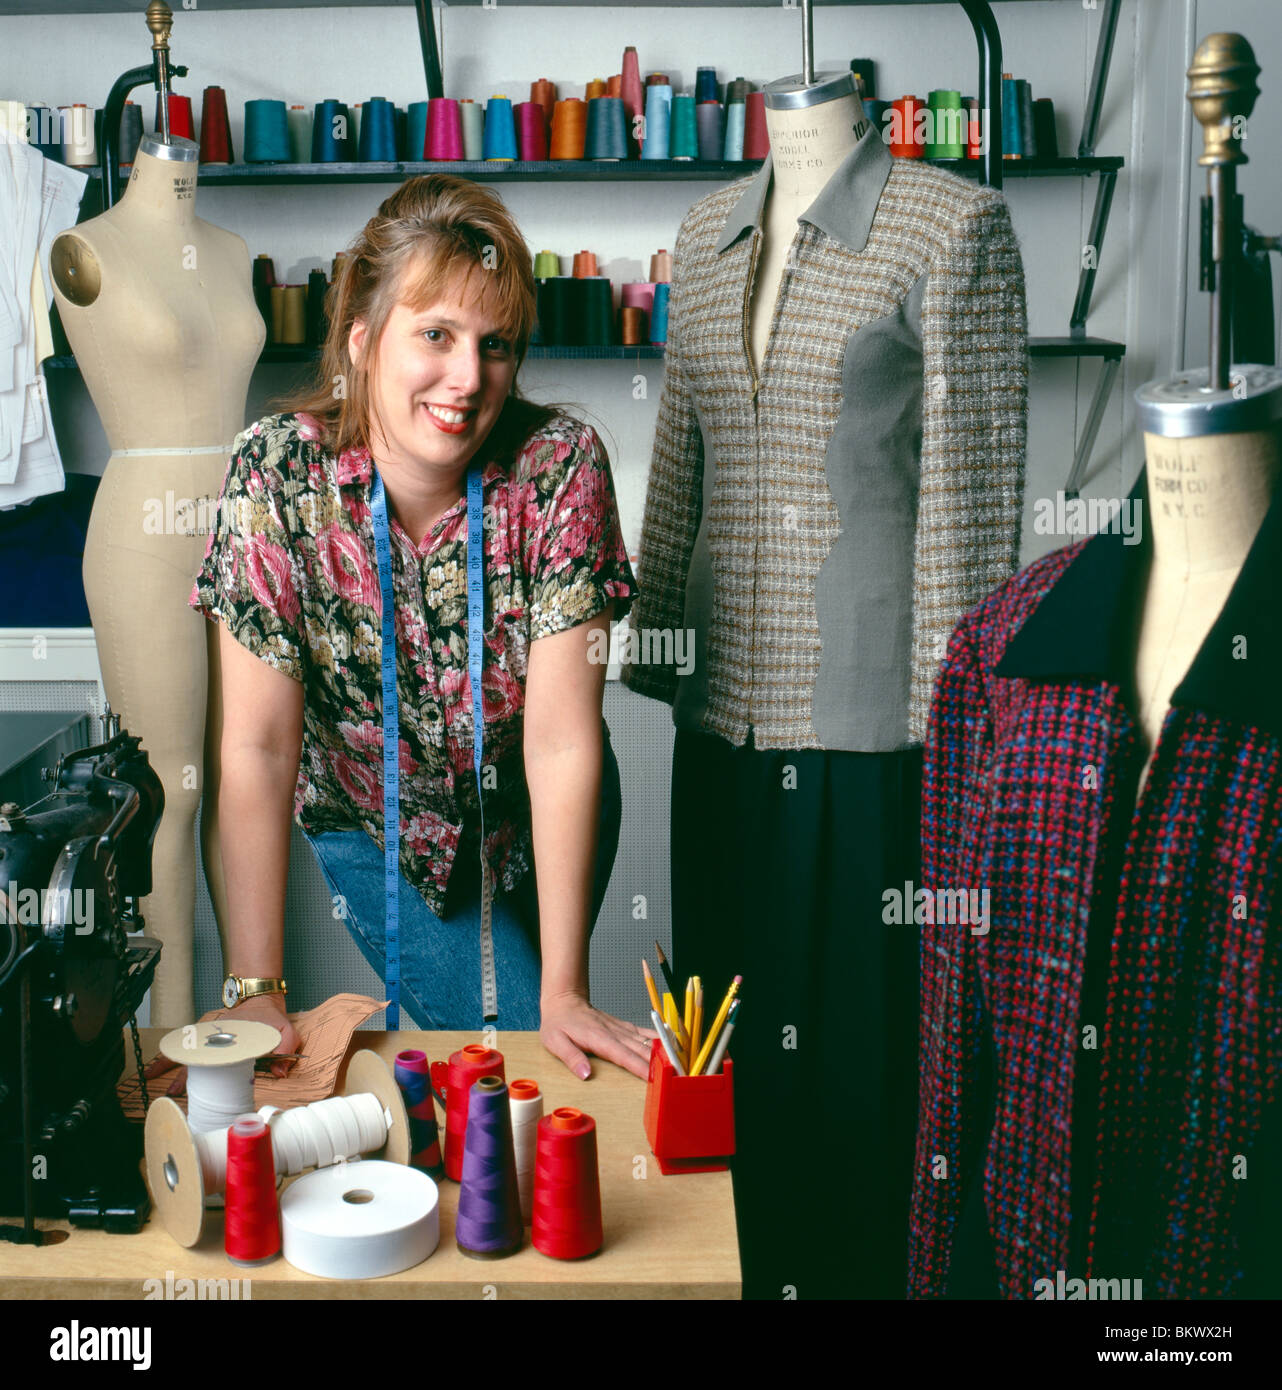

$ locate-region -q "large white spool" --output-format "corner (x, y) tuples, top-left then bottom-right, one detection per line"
(280, 1160), (440, 1279)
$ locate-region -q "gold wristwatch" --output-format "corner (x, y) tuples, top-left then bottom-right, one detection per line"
(222, 974), (288, 1009)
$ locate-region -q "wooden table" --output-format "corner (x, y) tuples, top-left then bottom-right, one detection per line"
(0, 1029), (740, 1300)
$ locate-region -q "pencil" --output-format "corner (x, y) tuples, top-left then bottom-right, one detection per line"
(708, 999), (739, 1075)
(642, 958), (662, 1016)
(663, 993), (690, 1064)
(689, 979), (703, 1066)
(691, 974), (742, 1076)
(655, 940), (678, 997)
(683, 978), (694, 1042)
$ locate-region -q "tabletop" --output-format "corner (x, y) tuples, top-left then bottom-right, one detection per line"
(0, 1028), (741, 1300)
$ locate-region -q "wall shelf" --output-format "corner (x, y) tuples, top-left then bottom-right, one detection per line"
(73, 155), (1124, 187)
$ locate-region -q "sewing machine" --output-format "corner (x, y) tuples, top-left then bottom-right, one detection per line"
(0, 714), (164, 1241)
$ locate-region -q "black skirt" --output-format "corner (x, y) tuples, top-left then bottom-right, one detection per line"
(670, 727), (923, 1299)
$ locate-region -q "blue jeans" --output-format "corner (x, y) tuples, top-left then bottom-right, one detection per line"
(302, 722), (621, 1031)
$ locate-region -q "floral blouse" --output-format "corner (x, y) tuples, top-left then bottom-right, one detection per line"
(190, 410), (636, 916)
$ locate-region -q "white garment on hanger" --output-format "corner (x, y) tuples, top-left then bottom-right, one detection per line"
(0, 108), (86, 508)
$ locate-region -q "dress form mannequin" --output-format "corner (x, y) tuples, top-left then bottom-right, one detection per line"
(50, 135), (263, 1025)
(749, 93), (868, 372)
(1133, 423), (1281, 789)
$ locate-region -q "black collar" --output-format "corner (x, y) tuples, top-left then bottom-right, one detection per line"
(996, 466), (1282, 739)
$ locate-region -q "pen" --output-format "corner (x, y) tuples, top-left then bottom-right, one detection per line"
(691, 974), (742, 1076)
(651, 1009), (686, 1075)
(708, 999), (739, 1075)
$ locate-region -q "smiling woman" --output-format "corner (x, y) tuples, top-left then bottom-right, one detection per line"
(184, 175), (656, 1083)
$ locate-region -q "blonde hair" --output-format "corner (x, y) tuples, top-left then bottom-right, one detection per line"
(272, 174), (560, 463)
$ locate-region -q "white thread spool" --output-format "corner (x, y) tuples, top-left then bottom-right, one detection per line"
(158, 1021), (281, 1134)
(146, 1049), (410, 1248)
(508, 1079), (543, 1224)
(58, 103), (97, 166)
(191, 1092), (392, 1195)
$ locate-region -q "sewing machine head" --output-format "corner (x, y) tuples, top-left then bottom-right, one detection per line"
(0, 722), (164, 1238)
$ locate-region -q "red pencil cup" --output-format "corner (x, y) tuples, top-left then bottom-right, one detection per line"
(641, 1038), (734, 1175)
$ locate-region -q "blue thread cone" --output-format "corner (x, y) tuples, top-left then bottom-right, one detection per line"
(723, 99), (745, 161)
(358, 97), (397, 161)
(670, 94), (697, 159)
(650, 282), (670, 344)
(456, 1077), (523, 1258)
(695, 67), (719, 104)
(483, 96), (517, 160)
(1002, 76), (1023, 157)
(244, 99), (290, 162)
(312, 99), (353, 162)
(585, 96), (627, 159)
(407, 101), (428, 161)
(641, 84), (671, 159)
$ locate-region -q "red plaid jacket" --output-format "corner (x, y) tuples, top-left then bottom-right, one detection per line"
(909, 471), (1282, 1299)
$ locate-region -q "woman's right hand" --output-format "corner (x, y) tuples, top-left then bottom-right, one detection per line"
(143, 995), (302, 1095)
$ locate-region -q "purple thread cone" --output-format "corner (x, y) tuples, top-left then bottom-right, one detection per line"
(456, 1077), (523, 1257)
(394, 1049), (445, 1179)
(515, 101), (547, 160)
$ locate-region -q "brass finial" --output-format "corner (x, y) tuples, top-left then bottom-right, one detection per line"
(1187, 32), (1260, 167)
(146, 2), (173, 53)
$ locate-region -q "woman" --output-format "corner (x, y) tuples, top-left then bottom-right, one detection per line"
(188, 174), (653, 1082)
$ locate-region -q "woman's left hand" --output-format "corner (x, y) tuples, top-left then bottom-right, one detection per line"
(540, 991), (657, 1082)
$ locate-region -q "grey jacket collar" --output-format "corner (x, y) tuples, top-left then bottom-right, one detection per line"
(713, 123), (895, 255)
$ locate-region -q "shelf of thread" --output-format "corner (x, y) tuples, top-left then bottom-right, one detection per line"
(74, 155), (1124, 186)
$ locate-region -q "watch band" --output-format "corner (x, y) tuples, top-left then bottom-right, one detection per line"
(229, 975), (287, 1002)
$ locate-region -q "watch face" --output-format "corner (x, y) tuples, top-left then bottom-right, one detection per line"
(222, 977), (239, 1009)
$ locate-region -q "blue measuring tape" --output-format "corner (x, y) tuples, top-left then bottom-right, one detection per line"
(369, 463), (496, 1029)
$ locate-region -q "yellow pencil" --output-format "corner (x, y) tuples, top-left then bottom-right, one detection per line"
(690, 979), (704, 1066)
(683, 978), (694, 1041)
(642, 959), (662, 1016)
(663, 992), (690, 1063)
(691, 974), (742, 1075)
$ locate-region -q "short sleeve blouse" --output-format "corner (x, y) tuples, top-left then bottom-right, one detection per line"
(189, 409), (636, 914)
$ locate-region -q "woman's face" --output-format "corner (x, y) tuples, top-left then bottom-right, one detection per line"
(350, 268), (517, 481)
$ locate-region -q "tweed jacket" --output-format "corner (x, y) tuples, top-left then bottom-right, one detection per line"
(908, 470), (1282, 1299)
(622, 123), (1028, 750)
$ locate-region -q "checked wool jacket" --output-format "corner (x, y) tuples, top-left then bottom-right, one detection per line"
(908, 470), (1282, 1299)
(622, 122), (1028, 751)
